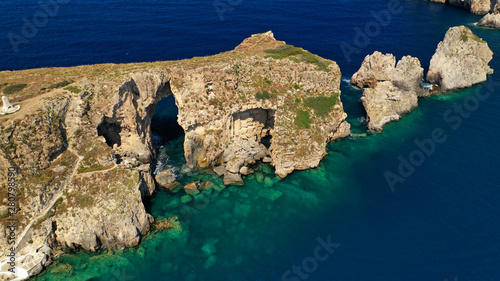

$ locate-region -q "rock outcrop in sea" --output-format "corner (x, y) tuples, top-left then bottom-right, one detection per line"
(478, 2), (500, 28)
(351, 51), (425, 131)
(429, 0), (497, 15)
(427, 26), (494, 91)
(0, 31), (350, 279)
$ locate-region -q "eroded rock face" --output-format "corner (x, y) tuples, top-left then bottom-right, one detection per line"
(427, 26), (493, 92)
(361, 81), (418, 131)
(351, 52), (396, 88)
(351, 52), (423, 131)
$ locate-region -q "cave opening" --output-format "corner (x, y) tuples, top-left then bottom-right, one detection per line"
(261, 134), (272, 149)
(97, 117), (122, 147)
(230, 107), (275, 161)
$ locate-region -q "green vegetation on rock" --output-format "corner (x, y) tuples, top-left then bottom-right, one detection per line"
(255, 90), (271, 100)
(265, 45), (331, 72)
(49, 80), (74, 89)
(3, 83), (27, 95)
(64, 86), (82, 94)
(303, 93), (339, 117)
(294, 110), (311, 129)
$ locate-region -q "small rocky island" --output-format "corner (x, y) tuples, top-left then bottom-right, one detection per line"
(427, 26), (494, 91)
(0, 31), (350, 279)
(352, 25), (493, 131)
(429, 0), (500, 28)
(351, 52), (425, 131)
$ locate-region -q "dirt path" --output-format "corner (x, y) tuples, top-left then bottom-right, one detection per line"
(13, 148), (82, 249)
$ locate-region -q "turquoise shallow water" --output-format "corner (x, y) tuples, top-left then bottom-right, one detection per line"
(6, 0), (497, 280)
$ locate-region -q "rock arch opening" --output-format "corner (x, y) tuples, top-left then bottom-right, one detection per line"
(150, 94), (186, 176)
(151, 94), (184, 146)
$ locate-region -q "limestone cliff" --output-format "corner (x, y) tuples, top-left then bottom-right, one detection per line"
(351, 52), (424, 131)
(0, 31), (350, 279)
(427, 26), (493, 91)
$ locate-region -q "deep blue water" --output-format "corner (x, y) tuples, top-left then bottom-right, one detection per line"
(2, 1), (500, 281)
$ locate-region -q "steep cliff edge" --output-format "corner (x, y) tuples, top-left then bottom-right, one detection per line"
(0, 31), (349, 279)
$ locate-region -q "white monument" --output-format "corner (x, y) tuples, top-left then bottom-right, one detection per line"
(0, 96), (21, 115)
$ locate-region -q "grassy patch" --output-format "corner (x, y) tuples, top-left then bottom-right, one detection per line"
(255, 90), (271, 100)
(460, 30), (482, 43)
(265, 45), (303, 59)
(294, 110), (311, 129)
(32, 172), (53, 185)
(74, 193), (93, 208)
(64, 86), (82, 94)
(3, 84), (27, 95)
(49, 80), (73, 89)
(303, 93), (339, 117)
(265, 45), (331, 72)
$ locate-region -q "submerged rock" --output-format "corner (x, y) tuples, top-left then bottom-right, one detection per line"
(213, 165), (226, 177)
(184, 182), (200, 195)
(181, 195), (193, 204)
(156, 169), (182, 193)
(204, 255), (217, 269)
(156, 169), (176, 186)
(223, 171), (244, 185)
(427, 26), (493, 91)
(258, 188), (284, 201)
(201, 238), (220, 256)
(199, 181), (214, 191)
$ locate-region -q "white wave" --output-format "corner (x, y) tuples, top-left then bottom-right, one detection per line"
(180, 165), (192, 174)
(341, 77), (351, 84)
(357, 116), (366, 124)
(422, 82), (434, 90)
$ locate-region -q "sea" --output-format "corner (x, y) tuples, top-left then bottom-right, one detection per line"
(1, 0), (500, 280)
